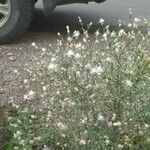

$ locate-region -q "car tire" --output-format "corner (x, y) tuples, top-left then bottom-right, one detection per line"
(0, 0), (34, 44)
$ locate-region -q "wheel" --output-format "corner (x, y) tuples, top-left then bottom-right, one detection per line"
(0, 0), (34, 44)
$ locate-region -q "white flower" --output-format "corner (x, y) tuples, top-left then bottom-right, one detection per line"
(42, 47), (46, 52)
(97, 113), (105, 122)
(105, 139), (110, 145)
(48, 63), (57, 70)
(75, 53), (81, 59)
(129, 8), (132, 16)
(79, 139), (86, 145)
(83, 38), (87, 43)
(67, 50), (74, 57)
(95, 30), (100, 37)
(57, 32), (61, 36)
(89, 22), (93, 26)
(144, 124), (149, 128)
(24, 94), (28, 100)
(66, 25), (70, 34)
(73, 30), (80, 38)
(117, 144), (124, 149)
(56, 122), (67, 131)
(29, 140), (34, 144)
(111, 31), (116, 37)
(105, 57), (113, 63)
(102, 33), (108, 41)
(78, 16), (82, 23)
(13, 69), (18, 73)
(134, 18), (141, 23)
(51, 57), (56, 62)
(99, 18), (105, 25)
(28, 91), (35, 96)
(119, 20), (122, 27)
(31, 115), (36, 119)
(31, 42), (36, 47)
(95, 39), (99, 44)
(75, 43), (82, 49)
(24, 90), (35, 100)
(31, 42), (38, 49)
(37, 136), (42, 141)
(91, 66), (104, 75)
(119, 29), (126, 36)
(20, 140), (25, 146)
(23, 79), (28, 84)
(85, 63), (91, 69)
(112, 113), (116, 121)
(128, 23), (132, 28)
(43, 86), (47, 91)
(16, 131), (22, 136)
(113, 121), (122, 127)
(67, 36), (72, 42)
(125, 79), (133, 87)
(10, 123), (18, 127)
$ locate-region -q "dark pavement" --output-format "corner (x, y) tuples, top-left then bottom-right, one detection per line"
(35, 0), (150, 27)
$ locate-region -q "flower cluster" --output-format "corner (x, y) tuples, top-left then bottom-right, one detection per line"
(1, 18), (150, 150)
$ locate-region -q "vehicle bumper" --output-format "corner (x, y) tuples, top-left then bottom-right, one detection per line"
(42, 0), (106, 17)
(56, 0), (106, 5)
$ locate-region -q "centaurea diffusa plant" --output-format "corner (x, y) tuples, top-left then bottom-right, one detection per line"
(1, 18), (150, 150)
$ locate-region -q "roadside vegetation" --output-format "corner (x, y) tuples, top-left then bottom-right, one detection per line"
(0, 17), (150, 150)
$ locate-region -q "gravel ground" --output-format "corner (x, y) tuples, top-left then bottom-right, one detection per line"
(0, 31), (58, 105)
